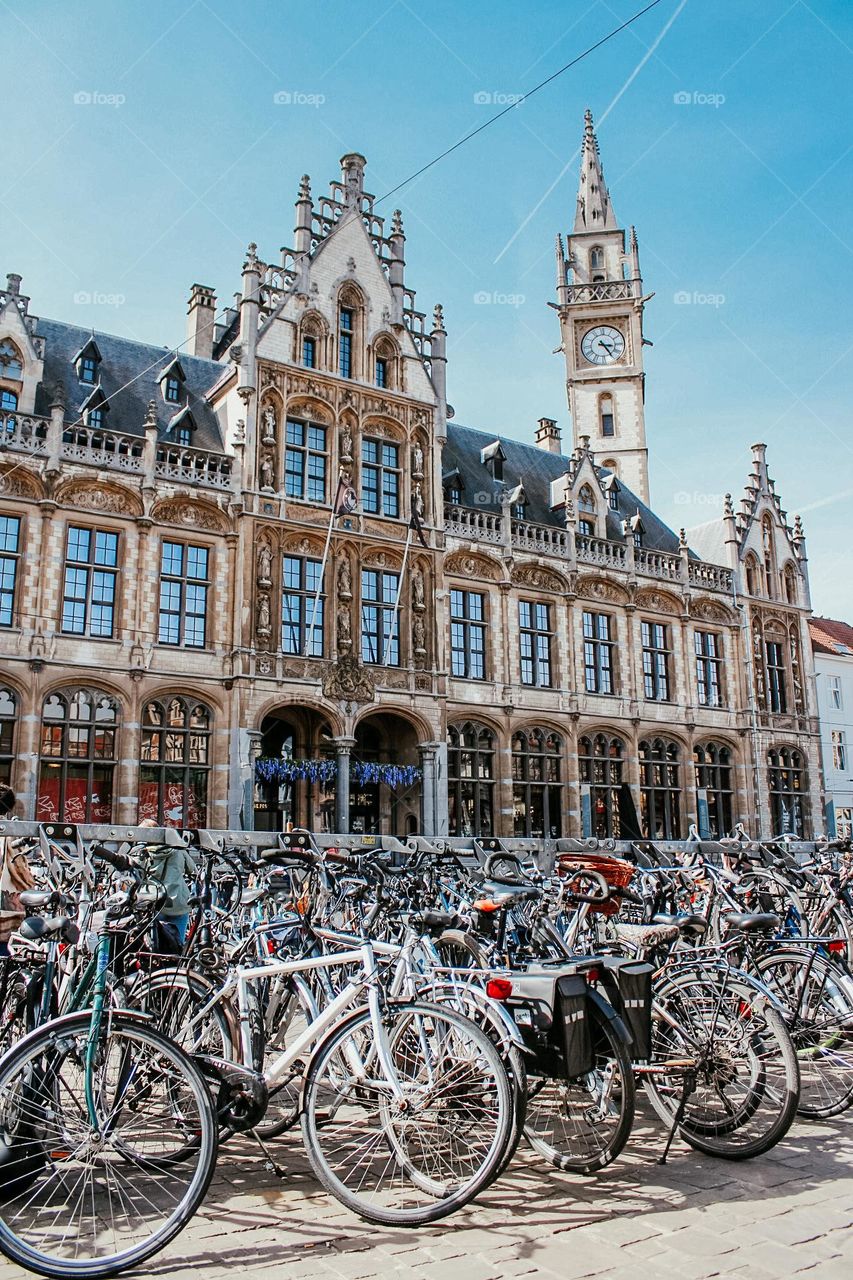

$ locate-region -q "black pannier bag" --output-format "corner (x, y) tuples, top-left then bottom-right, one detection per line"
(555, 974), (594, 1078)
(613, 961), (653, 1060)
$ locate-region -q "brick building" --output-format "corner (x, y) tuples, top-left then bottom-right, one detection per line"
(0, 115), (822, 838)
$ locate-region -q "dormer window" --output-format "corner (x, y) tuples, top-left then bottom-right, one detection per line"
(159, 359), (185, 406)
(88, 405), (106, 429)
(481, 440), (506, 483)
(169, 408), (195, 448)
(74, 339), (101, 385)
(165, 376), (181, 404)
(177, 425), (192, 446)
(444, 470), (464, 507)
(633, 529), (643, 548)
(507, 484), (526, 520)
(603, 472), (620, 510)
(449, 486), (462, 505)
(0, 339), (23, 381)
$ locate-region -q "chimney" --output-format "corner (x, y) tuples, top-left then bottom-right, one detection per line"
(186, 283), (217, 359)
(535, 417), (562, 454)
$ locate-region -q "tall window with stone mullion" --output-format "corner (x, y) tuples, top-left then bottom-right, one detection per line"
(61, 526), (119, 637)
(765, 640), (788, 713)
(158, 541), (209, 648)
(519, 601), (552, 687)
(450, 590), (486, 679)
(284, 420), (326, 502)
(282, 556), (324, 656)
(361, 569), (399, 665)
(361, 439), (400, 517)
(695, 631), (723, 707)
(583, 610), (614, 693)
(641, 620), (670, 701)
(0, 515), (21, 628)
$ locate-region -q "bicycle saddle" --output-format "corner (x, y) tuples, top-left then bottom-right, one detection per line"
(18, 916), (80, 945)
(652, 912), (708, 938)
(721, 911), (780, 933)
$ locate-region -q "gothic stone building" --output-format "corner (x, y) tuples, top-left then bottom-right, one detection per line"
(0, 116), (822, 840)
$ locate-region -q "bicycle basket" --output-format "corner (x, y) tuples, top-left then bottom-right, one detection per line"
(555, 852), (635, 917)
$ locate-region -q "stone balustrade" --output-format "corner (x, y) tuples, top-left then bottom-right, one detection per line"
(62, 425), (143, 471)
(564, 280), (634, 304)
(444, 502), (503, 543)
(0, 413), (48, 455)
(155, 443), (232, 489)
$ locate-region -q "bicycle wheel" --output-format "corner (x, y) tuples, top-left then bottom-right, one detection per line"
(754, 950), (853, 1118)
(126, 968), (235, 1059)
(524, 1000), (635, 1174)
(644, 966), (800, 1160)
(301, 1001), (513, 1225)
(0, 1011), (217, 1278)
(253, 973), (317, 1139)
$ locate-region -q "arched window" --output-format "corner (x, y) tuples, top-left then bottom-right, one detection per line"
(373, 335), (399, 390)
(578, 484), (596, 537)
(338, 287), (362, 380)
(512, 729), (563, 837)
(299, 312), (326, 370)
(783, 563), (798, 606)
(37, 688), (118, 822)
(0, 339), (23, 381)
(0, 687), (18, 787)
(448, 721), (495, 836)
(590, 246), (605, 280)
(744, 553), (762, 597)
(599, 394), (615, 437)
(768, 746), (806, 837)
(139, 696), (212, 828)
(762, 514), (777, 599)
(694, 742), (734, 838)
(639, 737), (682, 839)
(579, 733), (625, 838)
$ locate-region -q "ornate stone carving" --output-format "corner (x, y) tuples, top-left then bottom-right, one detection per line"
(692, 597), (733, 624)
(576, 576), (628, 604)
(510, 564), (565, 593)
(412, 482), (425, 522)
(256, 592), (271, 649)
(337, 557), (352, 599)
(153, 498), (226, 531)
(62, 484), (142, 516)
(412, 442), (424, 478)
(444, 552), (500, 582)
(261, 404), (277, 445)
(259, 452), (275, 492)
(635, 587), (680, 615)
(414, 673), (432, 692)
(257, 655), (273, 676)
(0, 466), (42, 500)
(412, 612), (426, 659)
(323, 655), (375, 704)
(340, 424), (353, 463)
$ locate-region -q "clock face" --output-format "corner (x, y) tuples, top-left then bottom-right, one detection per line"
(581, 325), (626, 365)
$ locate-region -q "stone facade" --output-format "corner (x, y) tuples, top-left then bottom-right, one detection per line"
(809, 617), (853, 838)
(0, 119), (823, 839)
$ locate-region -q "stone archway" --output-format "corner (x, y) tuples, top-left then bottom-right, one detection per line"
(254, 704), (335, 833)
(350, 711), (423, 838)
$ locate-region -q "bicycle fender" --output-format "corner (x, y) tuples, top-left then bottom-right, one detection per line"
(585, 987), (632, 1049)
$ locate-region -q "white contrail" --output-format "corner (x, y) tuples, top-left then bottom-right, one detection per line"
(494, 0), (689, 264)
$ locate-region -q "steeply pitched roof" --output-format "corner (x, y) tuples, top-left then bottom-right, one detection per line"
(809, 617), (853, 657)
(684, 517), (730, 567)
(443, 422), (684, 553)
(34, 318), (225, 451)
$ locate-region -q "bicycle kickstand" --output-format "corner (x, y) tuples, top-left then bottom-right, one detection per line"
(658, 1068), (696, 1166)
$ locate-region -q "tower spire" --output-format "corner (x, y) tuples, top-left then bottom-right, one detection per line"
(574, 108), (617, 234)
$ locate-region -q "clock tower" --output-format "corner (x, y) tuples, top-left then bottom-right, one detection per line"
(554, 109), (651, 504)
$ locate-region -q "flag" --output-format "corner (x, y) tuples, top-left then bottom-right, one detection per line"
(333, 473), (358, 516)
(410, 503), (429, 548)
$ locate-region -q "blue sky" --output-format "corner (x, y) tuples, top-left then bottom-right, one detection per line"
(3, 0), (852, 615)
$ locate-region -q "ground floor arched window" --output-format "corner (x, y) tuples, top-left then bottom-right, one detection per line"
(0, 687), (17, 788)
(768, 745), (806, 837)
(639, 737), (682, 840)
(139, 696), (211, 827)
(512, 728), (563, 837)
(448, 722), (495, 836)
(37, 688), (118, 822)
(578, 732), (625, 838)
(694, 741), (734, 838)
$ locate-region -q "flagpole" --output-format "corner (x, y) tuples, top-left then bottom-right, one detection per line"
(383, 524), (412, 667)
(304, 470), (342, 658)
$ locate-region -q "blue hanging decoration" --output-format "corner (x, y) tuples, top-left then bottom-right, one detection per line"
(351, 761), (422, 790)
(255, 757), (338, 787)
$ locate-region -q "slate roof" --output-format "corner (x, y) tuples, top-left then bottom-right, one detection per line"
(443, 422), (685, 554)
(34, 318), (226, 451)
(809, 617), (853, 657)
(683, 517), (730, 567)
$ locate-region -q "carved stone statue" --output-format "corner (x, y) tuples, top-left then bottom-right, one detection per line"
(257, 544), (272, 586)
(412, 442), (424, 477)
(412, 567), (425, 611)
(256, 592), (271, 649)
(260, 453), (275, 492)
(261, 405), (277, 444)
(337, 605), (352, 652)
(340, 424), (353, 462)
(412, 612), (426, 654)
(412, 483), (425, 521)
(338, 557), (352, 599)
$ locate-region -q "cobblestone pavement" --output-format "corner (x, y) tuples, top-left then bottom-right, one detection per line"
(2, 1102), (851, 1279)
